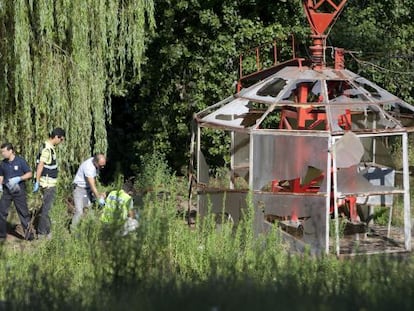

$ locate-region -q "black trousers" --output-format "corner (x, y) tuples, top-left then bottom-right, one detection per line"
(37, 186), (56, 235)
(0, 186), (31, 239)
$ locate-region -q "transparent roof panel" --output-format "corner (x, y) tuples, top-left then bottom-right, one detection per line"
(354, 77), (400, 102)
(238, 77), (289, 103)
(327, 103), (402, 132)
(327, 80), (370, 103)
(256, 78), (287, 97)
(197, 66), (414, 132)
(281, 80), (322, 103)
(200, 98), (267, 129)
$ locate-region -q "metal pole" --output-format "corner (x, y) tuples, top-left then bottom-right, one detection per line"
(273, 41), (278, 65)
(402, 132), (412, 250)
(187, 121), (196, 225)
(332, 136), (340, 256)
(325, 136), (333, 254)
(230, 131), (235, 189)
(196, 125), (201, 212)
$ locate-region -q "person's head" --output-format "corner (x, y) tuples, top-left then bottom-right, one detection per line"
(0, 142), (15, 160)
(128, 209), (137, 219)
(92, 153), (106, 170)
(122, 181), (134, 194)
(49, 127), (66, 145)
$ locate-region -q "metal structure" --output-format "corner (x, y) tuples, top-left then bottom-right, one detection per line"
(193, 0), (413, 256)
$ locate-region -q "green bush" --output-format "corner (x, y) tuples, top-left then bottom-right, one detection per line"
(1, 158), (414, 311)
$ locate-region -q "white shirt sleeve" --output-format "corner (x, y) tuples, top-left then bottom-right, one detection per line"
(83, 160), (97, 178)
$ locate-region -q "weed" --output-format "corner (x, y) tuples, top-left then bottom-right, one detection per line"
(1, 159), (414, 310)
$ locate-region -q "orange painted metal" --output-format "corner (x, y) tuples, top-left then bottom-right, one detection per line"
(334, 48), (345, 70)
(303, 0), (347, 69)
(304, 0), (347, 35)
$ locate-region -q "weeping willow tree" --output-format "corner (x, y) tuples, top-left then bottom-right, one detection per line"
(0, 0), (154, 179)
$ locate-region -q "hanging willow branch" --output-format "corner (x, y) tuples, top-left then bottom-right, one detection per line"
(0, 0), (154, 180)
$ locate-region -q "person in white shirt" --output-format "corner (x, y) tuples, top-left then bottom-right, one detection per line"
(71, 154), (106, 230)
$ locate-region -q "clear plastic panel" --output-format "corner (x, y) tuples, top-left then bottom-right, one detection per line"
(252, 133), (329, 192)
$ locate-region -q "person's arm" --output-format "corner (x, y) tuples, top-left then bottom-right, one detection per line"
(21, 158), (33, 181)
(9, 159), (33, 184)
(0, 167), (3, 190)
(36, 161), (45, 183)
(36, 148), (50, 183)
(21, 171), (33, 181)
(86, 176), (105, 199)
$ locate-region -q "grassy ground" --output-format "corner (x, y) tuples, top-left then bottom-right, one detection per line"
(1, 155), (414, 311)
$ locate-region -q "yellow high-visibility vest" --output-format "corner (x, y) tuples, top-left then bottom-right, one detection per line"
(101, 189), (132, 224)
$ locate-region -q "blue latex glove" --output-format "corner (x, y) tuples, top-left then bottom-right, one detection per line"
(98, 197), (106, 206)
(33, 182), (39, 193)
(8, 176), (21, 186)
(0, 184), (3, 192)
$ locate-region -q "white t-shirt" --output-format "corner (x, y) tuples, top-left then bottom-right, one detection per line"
(73, 157), (98, 188)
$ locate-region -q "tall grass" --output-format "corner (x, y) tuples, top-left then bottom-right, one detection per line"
(1, 153), (414, 310)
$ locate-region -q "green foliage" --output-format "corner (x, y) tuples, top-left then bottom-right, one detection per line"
(2, 0), (413, 183)
(332, 0), (414, 104)
(113, 0), (414, 175)
(122, 0), (307, 172)
(135, 151), (174, 192)
(1, 160), (414, 310)
(0, 155), (414, 310)
(0, 0), (155, 181)
(329, 217), (347, 238)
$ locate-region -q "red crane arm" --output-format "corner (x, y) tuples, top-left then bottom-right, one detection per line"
(303, 0), (347, 36)
(303, 0), (347, 69)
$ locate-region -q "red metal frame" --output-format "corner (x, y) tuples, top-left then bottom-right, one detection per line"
(278, 81), (352, 131)
(304, 0), (347, 35)
(303, 0), (347, 69)
(237, 1), (348, 91)
(237, 36), (297, 92)
(248, 1), (354, 222)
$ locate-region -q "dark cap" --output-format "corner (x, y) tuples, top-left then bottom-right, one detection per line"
(50, 127), (66, 138)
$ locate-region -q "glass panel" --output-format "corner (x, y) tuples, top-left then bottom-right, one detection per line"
(281, 80), (322, 103)
(360, 137), (395, 167)
(255, 193), (327, 254)
(201, 99), (268, 129)
(258, 107), (283, 129)
(198, 191), (248, 223)
(327, 80), (369, 102)
(256, 78), (287, 97)
(232, 132), (250, 187)
(354, 77), (399, 102)
(252, 133), (329, 193)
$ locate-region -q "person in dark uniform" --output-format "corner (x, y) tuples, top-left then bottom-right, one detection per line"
(0, 142), (33, 241)
(33, 127), (65, 239)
